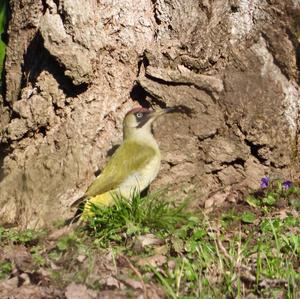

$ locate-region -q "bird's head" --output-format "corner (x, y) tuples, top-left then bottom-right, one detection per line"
(123, 107), (174, 140)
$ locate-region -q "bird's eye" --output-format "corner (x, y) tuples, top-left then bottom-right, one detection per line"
(136, 112), (143, 118)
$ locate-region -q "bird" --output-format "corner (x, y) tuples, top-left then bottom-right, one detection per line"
(77, 106), (176, 220)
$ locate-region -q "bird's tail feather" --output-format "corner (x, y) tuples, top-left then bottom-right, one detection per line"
(64, 195), (87, 226)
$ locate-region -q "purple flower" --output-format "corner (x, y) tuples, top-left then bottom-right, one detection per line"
(260, 177), (270, 188)
(282, 180), (292, 189)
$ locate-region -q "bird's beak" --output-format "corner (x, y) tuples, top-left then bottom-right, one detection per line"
(150, 107), (176, 119)
(163, 107), (176, 113)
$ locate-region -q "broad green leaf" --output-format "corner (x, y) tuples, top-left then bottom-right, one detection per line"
(262, 193), (277, 206)
(246, 195), (261, 207)
(289, 198), (300, 210)
(241, 211), (256, 224)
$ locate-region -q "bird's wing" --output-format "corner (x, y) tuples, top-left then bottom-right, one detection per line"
(85, 140), (157, 197)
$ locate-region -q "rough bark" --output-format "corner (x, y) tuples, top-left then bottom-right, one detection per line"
(0, 0), (299, 228)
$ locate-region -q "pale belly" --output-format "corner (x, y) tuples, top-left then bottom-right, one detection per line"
(118, 155), (161, 198)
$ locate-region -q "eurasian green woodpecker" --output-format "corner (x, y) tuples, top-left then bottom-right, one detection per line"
(79, 107), (175, 220)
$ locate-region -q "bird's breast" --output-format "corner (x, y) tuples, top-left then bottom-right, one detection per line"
(118, 154), (161, 197)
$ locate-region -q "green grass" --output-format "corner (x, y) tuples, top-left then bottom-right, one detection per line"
(0, 182), (299, 298)
(0, 261), (12, 280)
(0, 226), (46, 245)
(85, 190), (190, 246)
(147, 213), (300, 298)
(83, 185), (300, 298)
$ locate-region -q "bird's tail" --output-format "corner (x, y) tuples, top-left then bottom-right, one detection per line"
(63, 196), (86, 226)
(65, 192), (115, 226)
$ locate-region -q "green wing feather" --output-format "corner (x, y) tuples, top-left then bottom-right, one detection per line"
(85, 140), (156, 197)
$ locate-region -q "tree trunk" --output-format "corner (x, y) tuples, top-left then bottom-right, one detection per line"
(0, 0), (299, 228)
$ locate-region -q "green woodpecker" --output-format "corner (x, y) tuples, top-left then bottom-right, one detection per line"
(79, 107), (175, 220)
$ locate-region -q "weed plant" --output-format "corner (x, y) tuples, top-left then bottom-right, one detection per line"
(85, 190), (190, 246)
